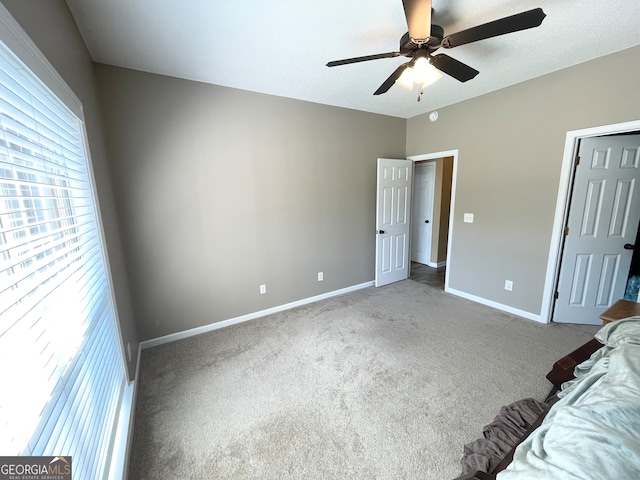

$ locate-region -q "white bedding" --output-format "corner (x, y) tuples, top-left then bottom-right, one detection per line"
(497, 316), (640, 480)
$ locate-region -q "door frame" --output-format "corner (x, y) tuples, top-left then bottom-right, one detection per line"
(542, 119), (640, 323)
(408, 150), (458, 292)
(412, 162), (437, 267)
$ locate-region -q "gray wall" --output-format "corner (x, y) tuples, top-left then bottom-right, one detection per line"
(95, 65), (406, 341)
(1, 0), (139, 378)
(407, 45), (640, 317)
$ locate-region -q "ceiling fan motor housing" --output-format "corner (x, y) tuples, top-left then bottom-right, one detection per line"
(400, 24), (444, 54)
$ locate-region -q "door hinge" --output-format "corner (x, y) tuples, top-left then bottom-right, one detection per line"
(575, 155), (580, 166)
(564, 227), (569, 236)
(554, 291), (559, 300)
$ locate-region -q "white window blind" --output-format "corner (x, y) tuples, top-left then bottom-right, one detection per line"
(0, 38), (126, 480)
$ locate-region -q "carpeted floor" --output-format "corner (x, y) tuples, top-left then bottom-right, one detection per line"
(128, 279), (598, 479)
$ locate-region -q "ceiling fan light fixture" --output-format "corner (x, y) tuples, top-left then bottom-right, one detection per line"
(414, 56), (441, 85)
(396, 66), (416, 88)
(396, 56), (441, 90)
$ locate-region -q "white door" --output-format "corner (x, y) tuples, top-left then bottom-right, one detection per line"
(412, 163), (435, 265)
(554, 134), (640, 324)
(375, 158), (413, 287)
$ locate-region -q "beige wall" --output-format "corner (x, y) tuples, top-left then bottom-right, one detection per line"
(1, 0), (139, 378)
(407, 45), (640, 317)
(95, 65), (406, 341)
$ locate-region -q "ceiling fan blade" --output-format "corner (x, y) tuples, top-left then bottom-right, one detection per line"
(327, 52), (401, 67)
(373, 61), (412, 95)
(430, 54), (479, 82)
(442, 8), (546, 49)
(402, 0), (431, 43)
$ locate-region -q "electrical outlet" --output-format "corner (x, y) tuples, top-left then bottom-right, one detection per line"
(318, 272), (323, 281)
(127, 342), (132, 362)
(464, 213), (474, 223)
(505, 280), (513, 291)
(259, 284), (266, 294)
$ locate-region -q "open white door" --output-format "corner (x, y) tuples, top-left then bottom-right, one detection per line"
(554, 134), (640, 324)
(375, 158), (413, 287)
(412, 163), (435, 265)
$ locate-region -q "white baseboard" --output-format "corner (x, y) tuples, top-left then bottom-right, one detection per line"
(140, 281), (375, 350)
(426, 261), (446, 268)
(445, 287), (545, 323)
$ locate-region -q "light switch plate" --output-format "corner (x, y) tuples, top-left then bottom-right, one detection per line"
(464, 213), (474, 223)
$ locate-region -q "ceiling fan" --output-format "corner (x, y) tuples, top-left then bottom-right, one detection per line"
(326, 0), (546, 96)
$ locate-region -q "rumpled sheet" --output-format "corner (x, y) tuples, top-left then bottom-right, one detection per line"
(498, 316), (640, 480)
(460, 398), (547, 475)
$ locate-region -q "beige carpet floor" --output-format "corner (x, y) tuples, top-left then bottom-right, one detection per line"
(128, 279), (598, 479)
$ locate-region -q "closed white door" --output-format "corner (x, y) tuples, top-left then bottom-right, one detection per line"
(554, 134), (640, 324)
(375, 158), (412, 287)
(412, 163), (435, 265)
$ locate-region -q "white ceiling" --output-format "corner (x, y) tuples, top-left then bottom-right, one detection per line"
(65, 0), (640, 119)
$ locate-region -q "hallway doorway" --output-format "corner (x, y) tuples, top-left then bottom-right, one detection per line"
(410, 262), (445, 289)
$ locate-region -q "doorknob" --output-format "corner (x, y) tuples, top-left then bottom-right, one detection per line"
(424, 220), (430, 223)
(624, 243), (635, 250)
(377, 230), (385, 234)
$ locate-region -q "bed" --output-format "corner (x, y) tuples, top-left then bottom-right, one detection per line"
(455, 316), (640, 480)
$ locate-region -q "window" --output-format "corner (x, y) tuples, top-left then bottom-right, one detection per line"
(0, 17), (126, 480)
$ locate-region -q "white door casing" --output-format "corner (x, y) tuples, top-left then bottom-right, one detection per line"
(375, 158), (413, 287)
(411, 163), (435, 265)
(554, 134), (640, 324)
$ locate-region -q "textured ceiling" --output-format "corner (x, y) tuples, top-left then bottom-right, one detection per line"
(65, 0), (640, 119)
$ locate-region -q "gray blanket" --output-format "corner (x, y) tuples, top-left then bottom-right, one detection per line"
(460, 398), (547, 475)
(498, 316), (640, 480)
